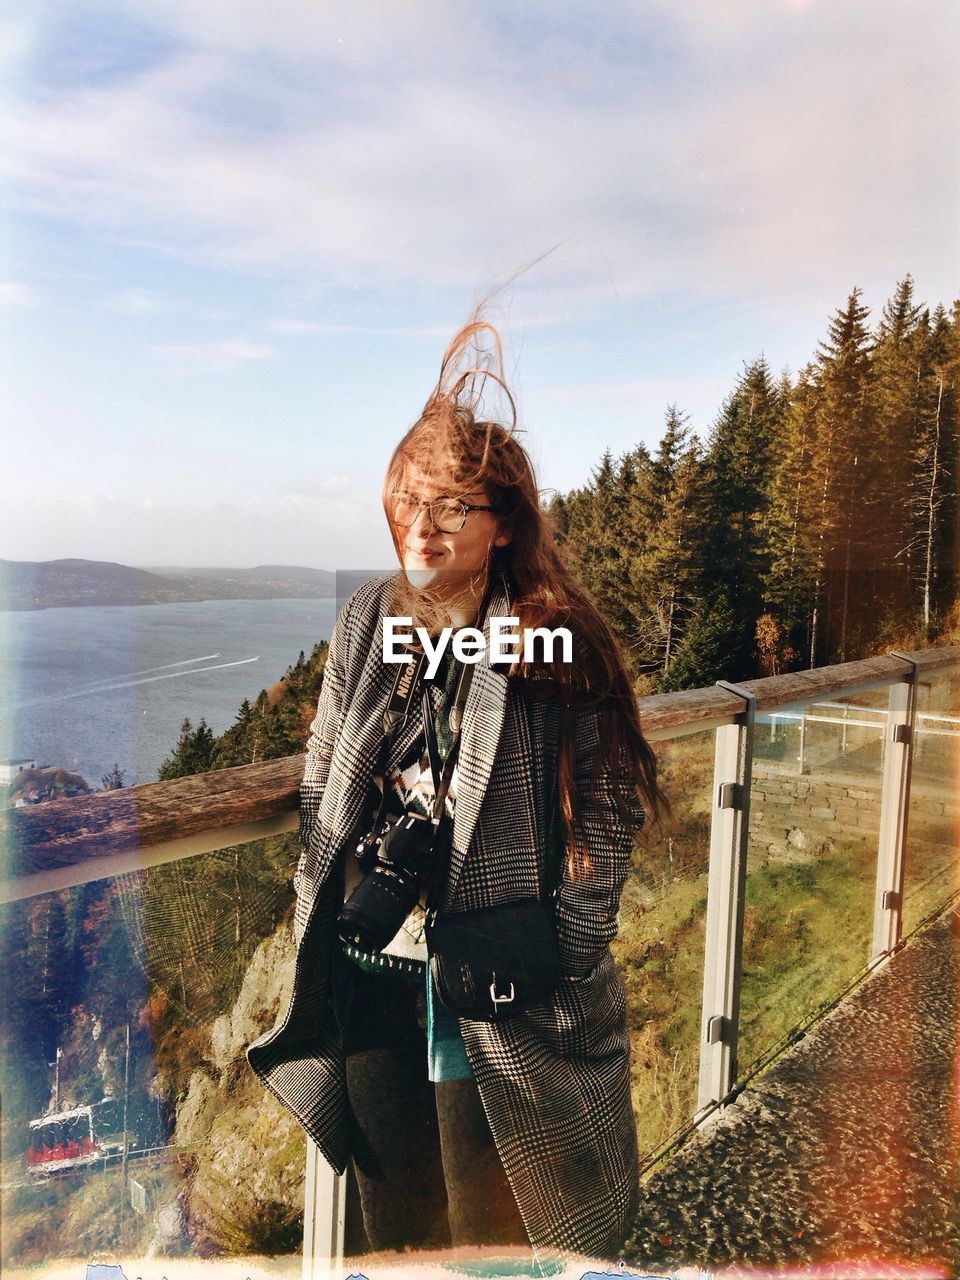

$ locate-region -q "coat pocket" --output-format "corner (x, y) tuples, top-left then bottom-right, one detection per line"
(524, 951), (628, 1061)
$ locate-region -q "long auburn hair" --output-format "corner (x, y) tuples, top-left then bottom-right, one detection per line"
(382, 317), (668, 871)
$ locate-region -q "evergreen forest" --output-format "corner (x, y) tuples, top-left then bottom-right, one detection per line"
(551, 277), (959, 690)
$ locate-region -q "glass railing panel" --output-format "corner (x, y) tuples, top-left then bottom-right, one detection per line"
(739, 688), (888, 1072)
(902, 669), (960, 935)
(0, 834), (300, 1270)
(614, 728), (711, 1159)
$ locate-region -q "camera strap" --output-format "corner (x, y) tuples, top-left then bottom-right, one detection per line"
(360, 646), (428, 858)
(421, 576), (494, 824)
(361, 582), (494, 857)
(421, 656), (475, 824)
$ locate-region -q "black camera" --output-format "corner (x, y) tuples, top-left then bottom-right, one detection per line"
(337, 812), (438, 953)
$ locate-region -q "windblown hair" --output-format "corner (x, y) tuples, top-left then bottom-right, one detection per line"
(382, 317), (668, 868)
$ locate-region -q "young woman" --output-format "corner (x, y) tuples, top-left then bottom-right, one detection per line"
(248, 320), (666, 1260)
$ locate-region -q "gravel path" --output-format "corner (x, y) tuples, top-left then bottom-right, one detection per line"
(622, 906), (960, 1275)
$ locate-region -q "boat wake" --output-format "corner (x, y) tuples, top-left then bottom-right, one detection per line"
(15, 655), (261, 707)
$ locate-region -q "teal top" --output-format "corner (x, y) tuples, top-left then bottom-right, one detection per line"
(426, 965), (472, 1080)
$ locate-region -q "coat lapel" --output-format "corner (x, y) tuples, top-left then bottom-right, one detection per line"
(445, 581), (513, 901)
(318, 618), (398, 872)
(446, 661), (509, 893)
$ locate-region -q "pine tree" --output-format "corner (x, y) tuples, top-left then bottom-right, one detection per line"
(547, 491), (570, 539)
(191, 718), (216, 772)
(904, 304), (959, 635)
(642, 407), (707, 685)
(213, 699), (255, 768)
(560, 449), (645, 667)
(157, 717), (215, 779)
(659, 592), (738, 691)
(158, 719), (194, 780)
(808, 288), (875, 663)
(872, 276), (925, 619)
(553, 278), (959, 677)
(100, 764), (126, 791)
(763, 367), (819, 661)
(700, 357), (783, 674)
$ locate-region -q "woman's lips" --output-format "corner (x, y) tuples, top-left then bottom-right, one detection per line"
(408, 546), (443, 561)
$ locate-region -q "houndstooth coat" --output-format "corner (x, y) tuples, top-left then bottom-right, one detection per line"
(247, 574), (642, 1258)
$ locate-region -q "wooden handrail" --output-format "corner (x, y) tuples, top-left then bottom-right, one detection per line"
(3, 757), (302, 886)
(3, 645), (958, 892)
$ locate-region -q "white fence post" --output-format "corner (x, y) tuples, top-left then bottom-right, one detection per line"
(697, 681), (755, 1118)
(871, 653), (918, 961)
(798, 708), (806, 775)
(302, 1139), (347, 1280)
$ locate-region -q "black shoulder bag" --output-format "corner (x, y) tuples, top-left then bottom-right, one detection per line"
(422, 666), (562, 1022)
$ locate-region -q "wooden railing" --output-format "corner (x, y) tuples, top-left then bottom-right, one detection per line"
(4, 645), (958, 904)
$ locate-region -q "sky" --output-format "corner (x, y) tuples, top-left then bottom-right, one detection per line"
(1, 0), (958, 570)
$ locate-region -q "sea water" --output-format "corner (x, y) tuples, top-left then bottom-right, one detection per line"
(0, 598), (337, 787)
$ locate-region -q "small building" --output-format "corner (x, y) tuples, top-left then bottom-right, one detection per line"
(0, 758), (38, 785)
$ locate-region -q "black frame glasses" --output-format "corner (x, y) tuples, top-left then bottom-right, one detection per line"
(391, 494), (499, 534)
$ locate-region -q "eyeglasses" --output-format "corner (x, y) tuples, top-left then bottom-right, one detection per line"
(391, 494), (499, 534)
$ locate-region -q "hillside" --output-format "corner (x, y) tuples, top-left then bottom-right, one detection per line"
(0, 559), (336, 611)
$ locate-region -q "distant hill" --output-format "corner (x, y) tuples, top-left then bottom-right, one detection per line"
(0, 559), (336, 610)
(151, 564), (336, 588)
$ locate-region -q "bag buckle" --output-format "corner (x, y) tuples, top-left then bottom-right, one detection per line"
(489, 975), (515, 1007)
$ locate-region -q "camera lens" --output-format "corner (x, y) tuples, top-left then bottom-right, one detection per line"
(337, 814), (436, 953)
(338, 866), (418, 952)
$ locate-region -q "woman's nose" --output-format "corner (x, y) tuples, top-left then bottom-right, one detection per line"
(411, 503), (435, 537)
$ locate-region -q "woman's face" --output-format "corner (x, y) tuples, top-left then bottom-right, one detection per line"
(391, 465), (510, 590)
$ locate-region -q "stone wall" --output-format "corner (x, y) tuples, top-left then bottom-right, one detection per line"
(749, 770), (875, 863)
(749, 767), (955, 864)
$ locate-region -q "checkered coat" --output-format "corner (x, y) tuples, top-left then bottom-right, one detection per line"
(247, 574), (642, 1257)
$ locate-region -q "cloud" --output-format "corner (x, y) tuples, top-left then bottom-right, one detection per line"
(113, 0), (474, 69)
(540, 376), (732, 418)
(269, 318), (452, 338)
(0, 280), (38, 307)
(0, 484), (393, 568)
(1, 2), (956, 316)
(101, 287), (166, 314)
(150, 337), (276, 372)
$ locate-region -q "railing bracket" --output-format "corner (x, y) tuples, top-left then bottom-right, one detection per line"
(706, 1014), (728, 1045)
(892, 723), (911, 745)
(882, 890), (901, 911)
(718, 782), (743, 810)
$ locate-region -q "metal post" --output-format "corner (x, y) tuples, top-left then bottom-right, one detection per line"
(871, 654), (918, 961)
(302, 1139), (347, 1280)
(697, 681), (755, 1118)
(798, 708), (806, 775)
(119, 1021), (131, 1246)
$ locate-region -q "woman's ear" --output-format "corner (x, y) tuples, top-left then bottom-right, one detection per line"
(493, 529), (512, 548)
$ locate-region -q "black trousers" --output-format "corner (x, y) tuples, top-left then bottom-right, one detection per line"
(340, 958), (528, 1252)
